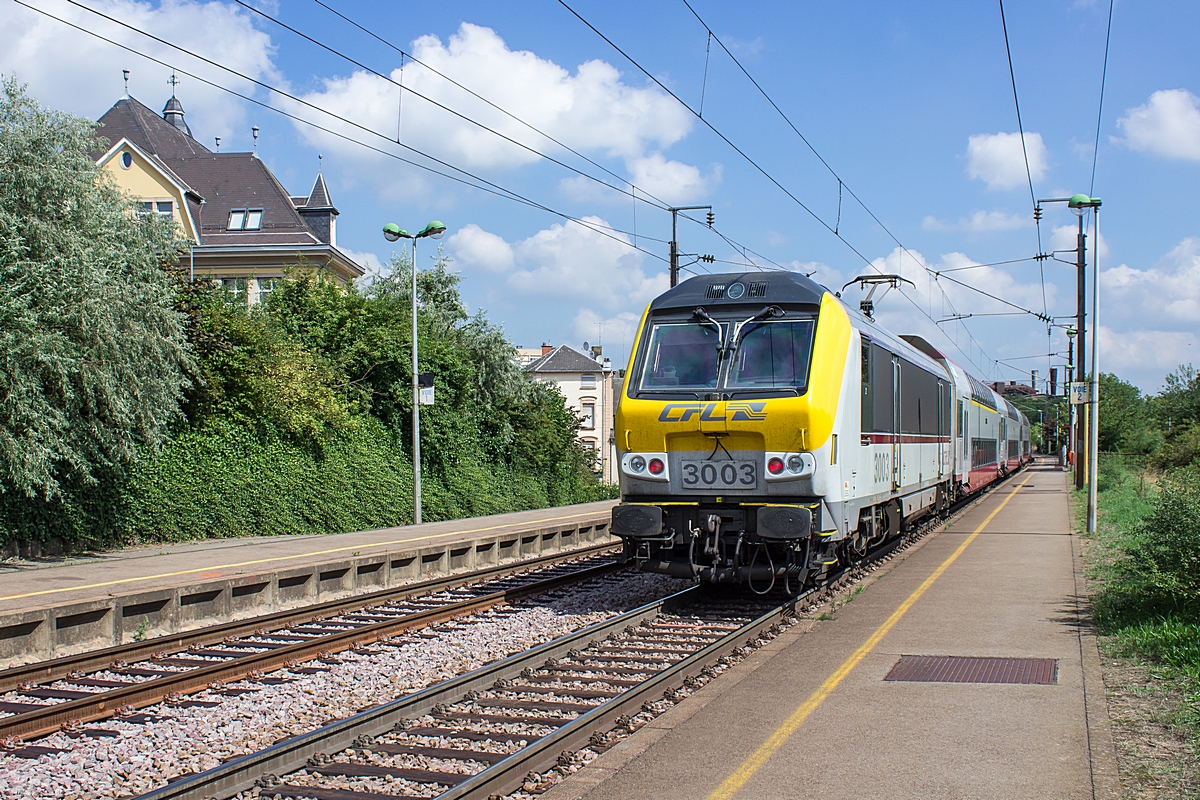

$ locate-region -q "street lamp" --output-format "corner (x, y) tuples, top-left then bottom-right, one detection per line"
(382, 220), (447, 525)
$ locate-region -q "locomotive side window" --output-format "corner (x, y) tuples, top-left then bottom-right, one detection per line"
(637, 322), (725, 390)
(861, 342), (874, 432)
(899, 359), (941, 435)
(865, 343), (894, 433)
(727, 320), (815, 391)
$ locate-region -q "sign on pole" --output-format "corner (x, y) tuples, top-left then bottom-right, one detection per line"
(419, 387), (435, 406)
(1069, 381), (1091, 405)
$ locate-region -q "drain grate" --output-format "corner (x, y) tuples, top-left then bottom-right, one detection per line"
(884, 655), (1057, 685)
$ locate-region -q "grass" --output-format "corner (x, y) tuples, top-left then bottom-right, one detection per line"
(1083, 455), (1200, 749)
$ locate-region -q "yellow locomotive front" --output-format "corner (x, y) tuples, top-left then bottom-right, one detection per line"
(612, 272), (851, 591)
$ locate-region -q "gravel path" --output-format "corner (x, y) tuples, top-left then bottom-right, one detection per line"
(0, 572), (683, 800)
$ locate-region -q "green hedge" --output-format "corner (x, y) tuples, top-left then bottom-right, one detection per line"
(1, 414), (614, 552)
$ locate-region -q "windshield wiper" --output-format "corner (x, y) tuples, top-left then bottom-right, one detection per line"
(691, 306), (725, 356)
(727, 305), (784, 354)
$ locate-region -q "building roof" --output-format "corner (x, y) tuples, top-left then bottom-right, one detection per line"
(524, 344), (604, 374)
(92, 96), (210, 161)
(304, 172), (335, 210)
(169, 153), (322, 248)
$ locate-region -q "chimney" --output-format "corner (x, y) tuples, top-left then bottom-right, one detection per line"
(1009, 380), (1016, 386)
(591, 345), (603, 360)
(541, 343), (552, 356)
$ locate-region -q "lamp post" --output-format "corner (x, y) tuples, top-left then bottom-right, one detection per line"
(1036, 194), (1101, 491)
(383, 220), (447, 525)
(1067, 194), (1103, 534)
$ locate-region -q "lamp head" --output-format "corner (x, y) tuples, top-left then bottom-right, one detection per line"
(417, 220), (447, 240)
(383, 222), (408, 242)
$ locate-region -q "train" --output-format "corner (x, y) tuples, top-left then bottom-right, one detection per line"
(610, 270), (1031, 592)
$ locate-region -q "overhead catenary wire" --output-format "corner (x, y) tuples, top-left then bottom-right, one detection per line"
(997, 0), (1047, 319)
(1089, 0), (1114, 196)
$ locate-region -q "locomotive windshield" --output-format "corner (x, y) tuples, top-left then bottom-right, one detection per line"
(727, 319), (815, 392)
(635, 316), (816, 395)
(637, 322), (726, 390)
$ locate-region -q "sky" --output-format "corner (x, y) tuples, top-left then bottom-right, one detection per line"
(2, 0), (1198, 393)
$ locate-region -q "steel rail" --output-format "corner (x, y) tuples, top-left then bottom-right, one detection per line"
(0, 542), (617, 694)
(0, 554), (623, 741)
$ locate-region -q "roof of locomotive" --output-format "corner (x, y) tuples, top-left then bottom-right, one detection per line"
(648, 271), (826, 312)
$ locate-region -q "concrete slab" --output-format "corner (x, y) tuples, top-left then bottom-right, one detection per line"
(0, 501), (615, 665)
(550, 465), (1114, 800)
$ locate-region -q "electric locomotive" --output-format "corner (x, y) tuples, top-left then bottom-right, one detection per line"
(610, 271), (1030, 591)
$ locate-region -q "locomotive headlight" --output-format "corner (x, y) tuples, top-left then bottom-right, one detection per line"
(622, 452), (669, 481)
(765, 452), (816, 480)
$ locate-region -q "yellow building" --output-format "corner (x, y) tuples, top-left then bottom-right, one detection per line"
(92, 91), (364, 299)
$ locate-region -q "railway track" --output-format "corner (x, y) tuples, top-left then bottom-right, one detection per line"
(0, 544), (622, 743)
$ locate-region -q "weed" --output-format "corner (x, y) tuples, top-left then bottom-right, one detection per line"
(132, 618), (149, 642)
(817, 612), (833, 621)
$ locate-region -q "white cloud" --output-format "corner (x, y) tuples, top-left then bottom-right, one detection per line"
(1114, 89), (1200, 161)
(291, 23), (693, 174)
(1101, 237), (1200, 329)
(625, 153), (720, 205)
(0, 0), (277, 147)
(572, 309), (643, 367)
(966, 132), (1047, 190)
(447, 223), (514, 273)
(922, 210), (1031, 232)
(508, 216), (666, 309)
(338, 247), (386, 276)
(1097, 326), (1199, 379)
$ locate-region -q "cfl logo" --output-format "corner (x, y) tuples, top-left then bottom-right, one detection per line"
(658, 402), (767, 422)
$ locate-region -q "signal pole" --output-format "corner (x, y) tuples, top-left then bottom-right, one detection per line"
(668, 206), (715, 287)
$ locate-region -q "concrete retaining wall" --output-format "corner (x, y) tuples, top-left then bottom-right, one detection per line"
(0, 516), (614, 668)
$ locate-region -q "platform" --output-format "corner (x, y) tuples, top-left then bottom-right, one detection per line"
(0, 500), (616, 666)
(546, 464), (1120, 800)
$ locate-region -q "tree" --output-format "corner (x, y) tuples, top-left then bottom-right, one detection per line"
(1097, 373), (1158, 453)
(0, 79), (190, 499)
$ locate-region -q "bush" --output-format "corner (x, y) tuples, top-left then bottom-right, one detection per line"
(1121, 465), (1200, 609)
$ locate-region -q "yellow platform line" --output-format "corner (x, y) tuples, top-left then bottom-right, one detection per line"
(0, 510), (608, 603)
(708, 474), (1033, 800)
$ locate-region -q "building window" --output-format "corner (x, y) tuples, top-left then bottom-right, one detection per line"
(581, 374), (596, 389)
(258, 277), (277, 299)
(581, 402), (595, 430)
(120, 151), (133, 169)
(140, 201), (173, 218)
(227, 209), (263, 231)
(222, 278), (247, 305)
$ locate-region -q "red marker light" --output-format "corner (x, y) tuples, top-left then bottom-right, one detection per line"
(767, 457), (785, 475)
(648, 458), (665, 475)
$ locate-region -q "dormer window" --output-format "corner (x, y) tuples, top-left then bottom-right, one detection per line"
(227, 209), (263, 230)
